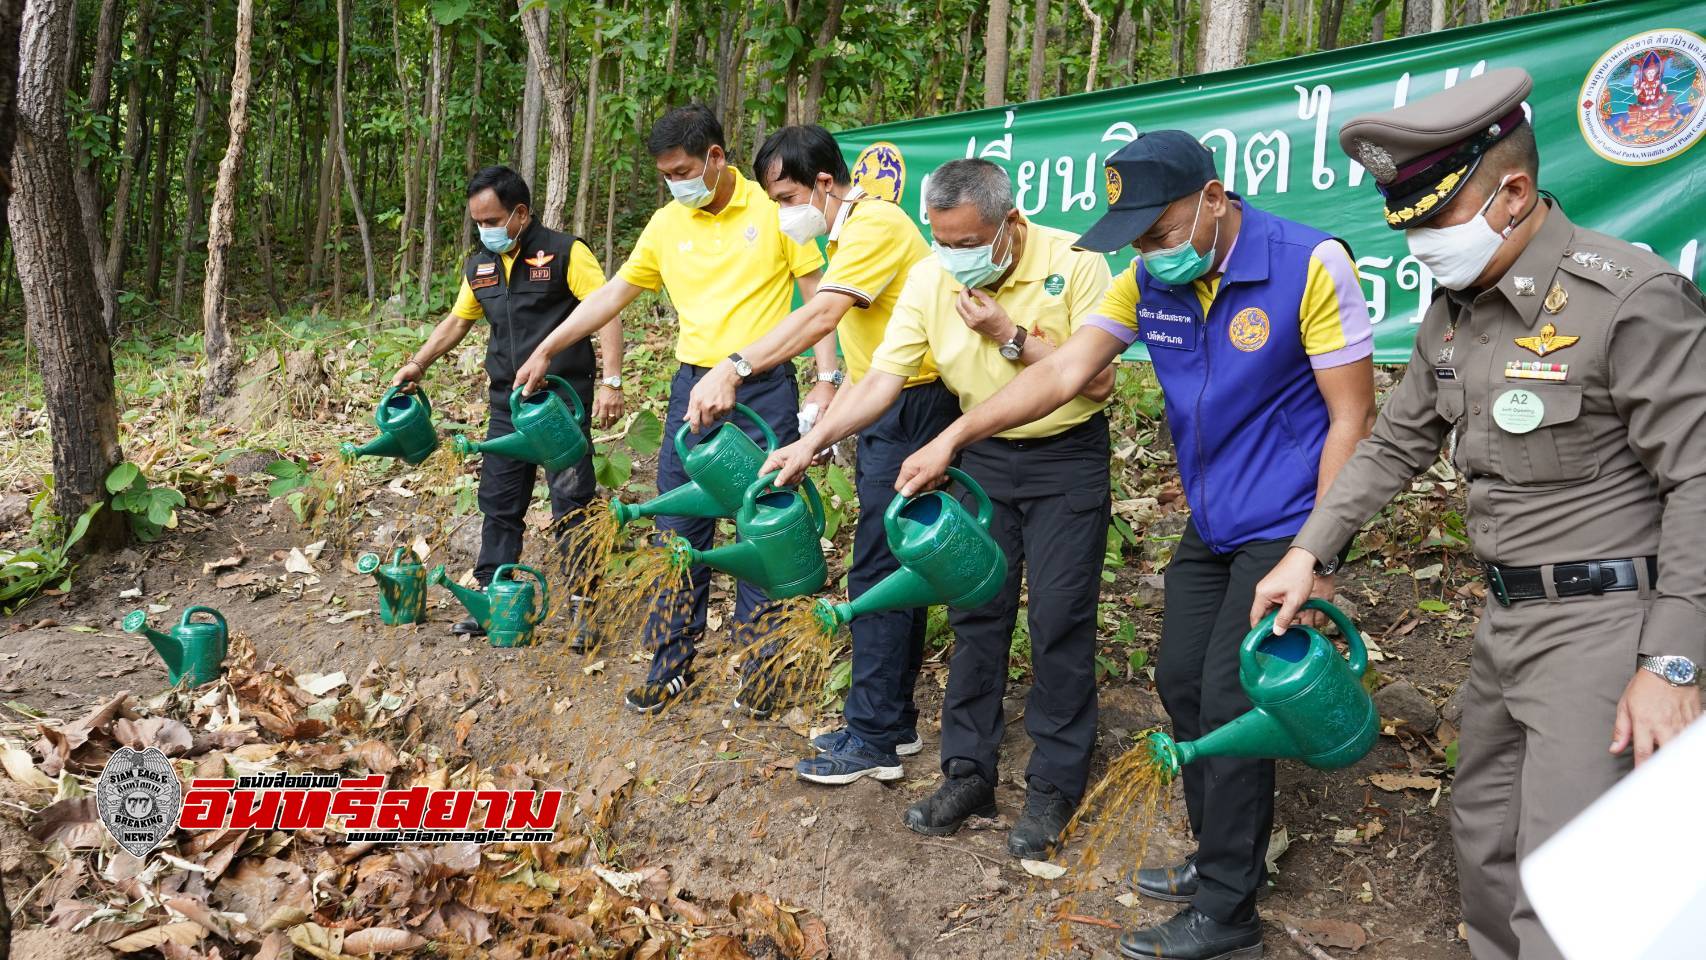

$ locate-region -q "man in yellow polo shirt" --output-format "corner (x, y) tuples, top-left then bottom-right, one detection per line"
(516, 104), (829, 714)
(683, 125), (962, 784)
(765, 158), (1114, 859)
(391, 165), (623, 642)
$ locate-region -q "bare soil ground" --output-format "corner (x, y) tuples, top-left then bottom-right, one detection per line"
(1, 478), (1477, 960)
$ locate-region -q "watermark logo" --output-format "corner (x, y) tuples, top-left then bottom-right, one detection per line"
(96, 747), (183, 857)
(181, 774), (563, 844)
(1579, 29), (1706, 167)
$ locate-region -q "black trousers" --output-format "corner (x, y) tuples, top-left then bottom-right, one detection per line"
(474, 382), (597, 586)
(1156, 519), (1292, 924)
(942, 414), (1109, 800)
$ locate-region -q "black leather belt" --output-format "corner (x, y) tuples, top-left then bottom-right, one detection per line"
(1484, 556), (1656, 607)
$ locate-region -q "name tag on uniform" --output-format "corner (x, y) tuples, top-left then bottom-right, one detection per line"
(470, 274), (498, 290)
(1137, 307), (1197, 351)
(1435, 367), (1458, 380)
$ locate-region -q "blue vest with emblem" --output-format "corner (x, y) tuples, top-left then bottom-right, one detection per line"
(1136, 200), (1342, 553)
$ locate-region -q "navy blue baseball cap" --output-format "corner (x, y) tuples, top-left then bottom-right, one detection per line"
(1074, 130), (1221, 253)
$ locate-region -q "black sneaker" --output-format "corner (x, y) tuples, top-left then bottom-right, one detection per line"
(1126, 853), (1199, 903)
(1006, 779), (1076, 859)
(731, 668), (781, 720)
(562, 600), (605, 654)
(624, 672), (695, 714)
(450, 617), (485, 637)
(902, 759), (996, 837)
(1117, 906), (1263, 960)
(812, 727), (923, 756)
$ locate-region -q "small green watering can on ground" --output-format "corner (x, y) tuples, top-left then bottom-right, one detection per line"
(356, 548), (428, 625)
(429, 563), (551, 648)
(611, 404), (777, 527)
(813, 467), (1008, 632)
(453, 374), (589, 472)
(1146, 598), (1378, 780)
(669, 472), (829, 601)
(341, 385), (440, 465)
(123, 606), (228, 688)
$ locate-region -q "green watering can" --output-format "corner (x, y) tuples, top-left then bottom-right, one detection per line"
(123, 606), (228, 688)
(814, 467), (1008, 632)
(453, 375), (589, 472)
(1146, 598), (1378, 779)
(669, 472), (829, 601)
(356, 548), (428, 625)
(429, 563), (551, 648)
(341, 385), (439, 465)
(611, 404), (777, 527)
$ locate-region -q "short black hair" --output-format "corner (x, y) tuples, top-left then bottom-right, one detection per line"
(1471, 121), (1540, 193)
(754, 125), (850, 189)
(466, 165), (530, 210)
(647, 104), (724, 158)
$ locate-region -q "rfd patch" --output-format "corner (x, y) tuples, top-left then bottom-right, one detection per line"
(529, 266), (551, 282)
(1228, 307), (1270, 352)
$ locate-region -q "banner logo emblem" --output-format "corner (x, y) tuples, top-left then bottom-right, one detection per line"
(851, 142), (906, 204)
(1578, 28), (1706, 166)
(1228, 307), (1270, 352)
(97, 747), (182, 857)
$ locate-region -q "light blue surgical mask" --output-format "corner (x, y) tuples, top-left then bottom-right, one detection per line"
(668, 150), (718, 209)
(479, 209), (517, 254)
(934, 218), (1011, 289)
(1143, 192), (1219, 286)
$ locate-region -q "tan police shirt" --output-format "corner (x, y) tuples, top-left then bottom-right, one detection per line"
(1292, 203), (1706, 663)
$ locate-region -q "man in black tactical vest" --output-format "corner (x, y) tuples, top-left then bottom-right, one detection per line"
(392, 166), (625, 641)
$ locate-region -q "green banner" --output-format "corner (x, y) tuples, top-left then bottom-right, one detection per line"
(837, 0), (1705, 363)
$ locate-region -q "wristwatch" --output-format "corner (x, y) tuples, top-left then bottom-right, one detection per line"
(1312, 542), (1352, 577)
(998, 326), (1028, 361)
(816, 369), (845, 387)
(729, 353), (753, 379)
(1637, 654), (1698, 686)
(600, 375), (622, 389)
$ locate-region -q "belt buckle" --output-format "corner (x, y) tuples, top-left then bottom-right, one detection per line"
(1485, 564), (1511, 607)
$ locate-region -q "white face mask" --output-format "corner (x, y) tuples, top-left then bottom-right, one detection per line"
(777, 183), (830, 244)
(668, 150), (718, 209)
(1404, 176), (1517, 291)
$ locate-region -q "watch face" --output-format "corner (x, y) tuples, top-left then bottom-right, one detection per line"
(1664, 659), (1696, 684)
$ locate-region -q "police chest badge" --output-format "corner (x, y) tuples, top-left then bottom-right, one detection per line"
(97, 747), (182, 856)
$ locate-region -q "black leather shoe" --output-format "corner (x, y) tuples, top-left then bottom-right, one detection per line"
(1007, 779), (1076, 859)
(562, 603), (605, 653)
(1118, 906), (1263, 960)
(1128, 853), (1199, 903)
(903, 760), (996, 837)
(450, 617), (485, 637)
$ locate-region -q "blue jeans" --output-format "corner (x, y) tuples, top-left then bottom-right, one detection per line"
(643, 363), (800, 683)
(842, 379), (962, 751)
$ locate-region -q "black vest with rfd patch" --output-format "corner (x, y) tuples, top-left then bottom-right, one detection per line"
(462, 218), (594, 392)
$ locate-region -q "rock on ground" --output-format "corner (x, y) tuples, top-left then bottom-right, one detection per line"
(10, 928), (117, 960)
(1375, 679), (1439, 732)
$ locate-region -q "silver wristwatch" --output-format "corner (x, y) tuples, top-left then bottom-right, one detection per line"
(600, 375), (622, 389)
(999, 326), (1028, 361)
(816, 369), (845, 387)
(1638, 654), (1698, 686)
(729, 353), (753, 379)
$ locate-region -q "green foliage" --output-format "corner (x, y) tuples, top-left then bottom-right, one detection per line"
(1417, 599), (1451, 613)
(817, 463), (857, 541)
(1, 502), (102, 615)
(106, 462), (186, 543)
(264, 459), (313, 497)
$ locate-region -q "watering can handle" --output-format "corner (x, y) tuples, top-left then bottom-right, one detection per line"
(1242, 598), (1367, 677)
(745, 471), (825, 535)
(378, 384), (430, 423)
(509, 375), (586, 424)
(181, 606), (228, 636)
(388, 547), (412, 566)
(673, 402), (780, 464)
(495, 564), (552, 626)
(882, 466), (996, 543)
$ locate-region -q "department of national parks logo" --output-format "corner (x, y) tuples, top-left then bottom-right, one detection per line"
(850, 142), (905, 204)
(1578, 28), (1706, 166)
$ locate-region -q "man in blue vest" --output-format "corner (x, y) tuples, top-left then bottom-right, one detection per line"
(895, 131), (1377, 960)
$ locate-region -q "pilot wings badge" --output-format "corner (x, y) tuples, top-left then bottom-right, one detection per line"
(1514, 322), (1580, 358)
(96, 746), (182, 857)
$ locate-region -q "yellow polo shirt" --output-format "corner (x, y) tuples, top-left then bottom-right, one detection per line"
(450, 239), (606, 320)
(617, 168), (825, 367)
(821, 194), (938, 387)
(871, 219), (1113, 440)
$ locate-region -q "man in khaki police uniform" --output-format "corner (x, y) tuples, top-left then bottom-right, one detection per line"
(1253, 68), (1706, 960)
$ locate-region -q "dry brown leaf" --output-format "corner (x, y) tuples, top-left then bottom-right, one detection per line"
(346, 740), (399, 774)
(113, 717), (195, 755)
(203, 554), (244, 575)
(108, 921), (206, 953)
(343, 926), (427, 954)
(1, 740), (57, 790)
(283, 548), (317, 575)
(216, 571), (264, 589)
(165, 896), (230, 939)
(682, 935), (753, 960)
(1296, 917), (1369, 951)
(217, 857), (313, 932)
(33, 691), (134, 776)
(1369, 773), (1442, 792)
(286, 922), (344, 960)
(453, 709), (477, 747)
(29, 796), (105, 849)
(800, 916), (831, 960)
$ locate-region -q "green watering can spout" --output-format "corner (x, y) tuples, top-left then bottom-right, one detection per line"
(429, 564), (490, 627)
(342, 386), (439, 465)
(610, 404), (778, 527)
(1153, 599), (1379, 771)
(453, 375), (588, 473)
(123, 606), (228, 688)
(671, 472), (828, 601)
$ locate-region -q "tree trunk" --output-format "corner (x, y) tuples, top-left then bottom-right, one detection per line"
(800, 0), (844, 125)
(572, 44), (601, 236)
(1025, 0), (1047, 101)
(982, 0), (1010, 107)
(519, 1), (573, 231)
(172, 3), (216, 317)
(1319, 0), (1346, 49)
(391, 0), (419, 290)
(1198, 0), (1252, 72)
(11, 0), (126, 545)
(200, 0), (255, 414)
(0, 0), (19, 243)
(1370, 6), (1386, 41)
(954, 7), (980, 112)
(1114, 0), (1137, 84)
(143, 39), (180, 302)
(1074, 0), (1104, 91)
(74, 0), (118, 334)
(1402, 0), (1431, 34)
(1172, 0), (1188, 76)
(1464, 0), (1485, 24)
(461, 37), (482, 252)
(518, 5), (544, 189)
(308, 121), (334, 290)
(333, 0), (376, 303)
(103, 0), (155, 302)
(418, 24), (446, 306)
(1429, 0), (1444, 31)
